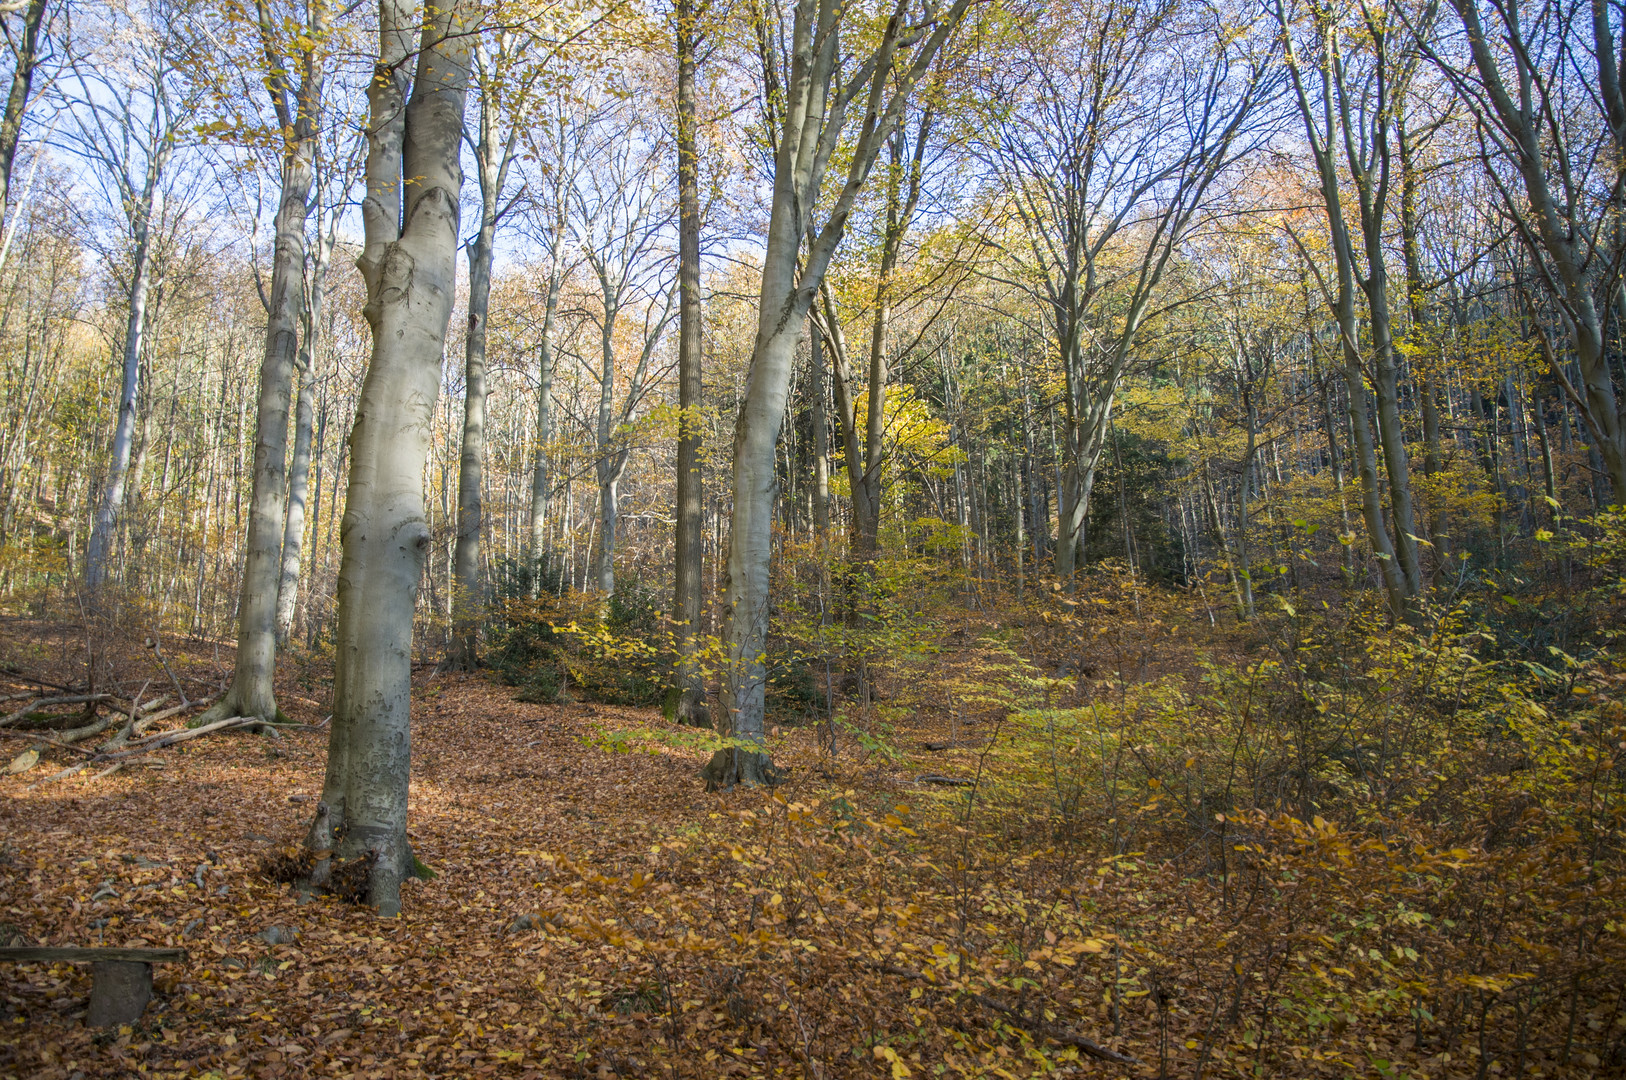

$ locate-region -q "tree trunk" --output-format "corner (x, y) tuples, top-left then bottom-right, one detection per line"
(809, 316), (830, 535)
(527, 264), (561, 590)
(449, 85), (514, 669)
(0, 0), (47, 230)
(305, 0), (470, 916)
(85, 222), (152, 593)
(705, 0), (971, 789)
(449, 212), (493, 669)
(671, 0), (708, 724)
(276, 223), (337, 644)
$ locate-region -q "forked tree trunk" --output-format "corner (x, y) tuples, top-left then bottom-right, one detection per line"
(304, 0), (471, 916)
(704, 0), (972, 790)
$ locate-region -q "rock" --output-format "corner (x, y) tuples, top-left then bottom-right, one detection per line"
(259, 925), (298, 946)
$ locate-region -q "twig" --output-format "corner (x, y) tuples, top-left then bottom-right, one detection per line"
(869, 963), (1140, 1065)
(146, 636), (189, 708)
(26, 761), (88, 789)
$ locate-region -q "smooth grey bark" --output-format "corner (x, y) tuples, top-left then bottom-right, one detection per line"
(448, 52), (518, 670)
(276, 204), (342, 644)
(704, 0), (973, 790)
(304, 0), (471, 917)
(671, 0), (709, 725)
(205, 1), (329, 724)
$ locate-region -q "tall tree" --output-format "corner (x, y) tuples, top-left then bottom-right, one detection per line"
(978, 0), (1280, 578)
(703, 0), (973, 789)
(670, 0), (712, 725)
(1278, 0), (1435, 617)
(64, 0), (200, 594)
(0, 0), (51, 235)
(570, 91), (675, 595)
(200, 0), (337, 725)
(1433, 0), (1626, 500)
(304, 0), (473, 916)
(447, 30), (523, 670)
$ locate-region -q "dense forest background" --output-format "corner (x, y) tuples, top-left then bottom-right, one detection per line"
(1, 0), (1625, 1075)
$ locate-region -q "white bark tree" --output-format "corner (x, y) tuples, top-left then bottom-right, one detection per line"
(703, 0), (974, 789)
(303, 0), (472, 916)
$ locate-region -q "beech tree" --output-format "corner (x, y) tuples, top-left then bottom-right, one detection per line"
(1434, 0), (1626, 501)
(977, 0), (1280, 577)
(63, 0), (202, 595)
(703, 0), (974, 789)
(304, 0), (473, 916)
(200, 0), (341, 725)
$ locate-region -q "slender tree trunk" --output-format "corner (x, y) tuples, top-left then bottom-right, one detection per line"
(527, 265), (561, 588)
(203, 6), (330, 721)
(809, 315), (830, 535)
(671, 0), (708, 724)
(449, 89), (514, 669)
(0, 0), (48, 231)
(305, 0), (470, 916)
(85, 222), (153, 593)
(276, 225), (336, 643)
(449, 208), (494, 669)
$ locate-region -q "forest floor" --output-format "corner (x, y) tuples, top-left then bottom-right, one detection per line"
(0, 618), (1062, 1080)
(2, 602), (1617, 1080)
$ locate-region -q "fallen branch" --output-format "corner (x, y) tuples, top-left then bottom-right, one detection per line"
(113, 716), (257, 757)
(915, 774), (975, 786)
(57, 714), (114, 745)
(869, 963), (1140, 1065)
(0, 694), (111, 728)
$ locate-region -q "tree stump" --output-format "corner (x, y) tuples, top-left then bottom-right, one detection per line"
(86, 960), (153, 1026)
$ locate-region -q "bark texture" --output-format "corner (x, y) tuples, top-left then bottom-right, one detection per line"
(305, 0), (471, 916)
